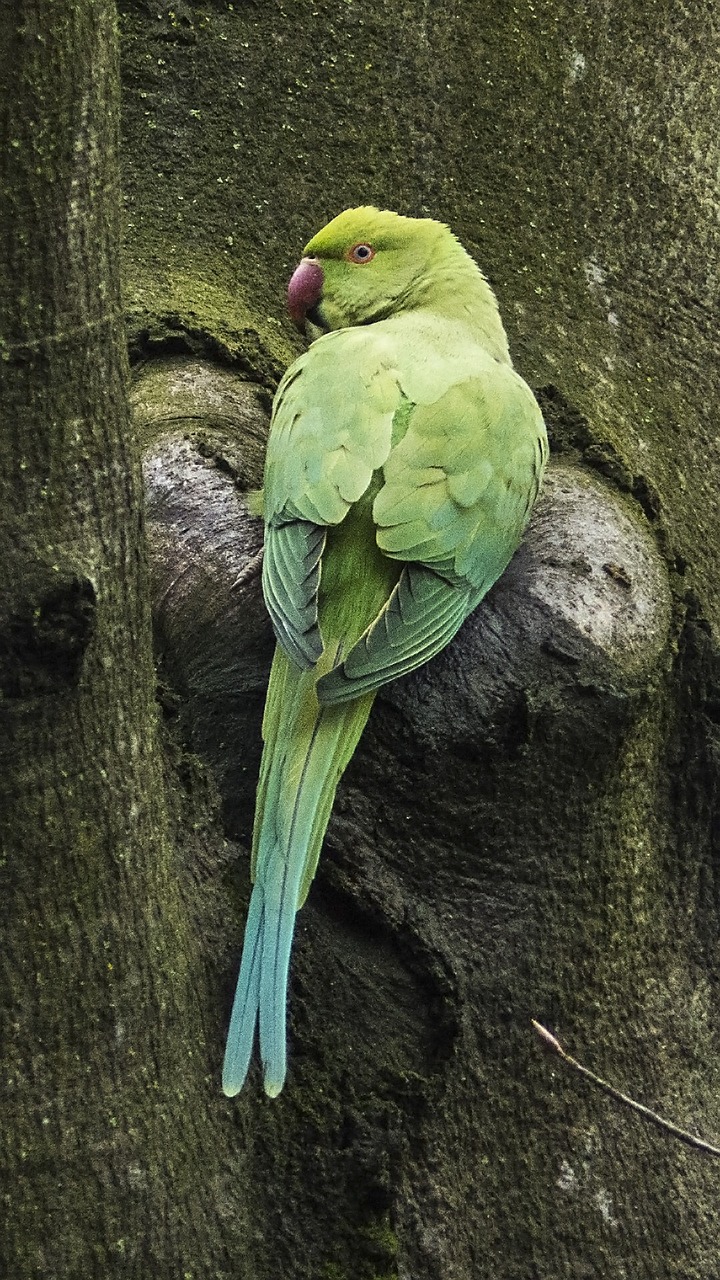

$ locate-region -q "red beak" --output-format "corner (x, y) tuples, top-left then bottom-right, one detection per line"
(287, 257), (324, 329)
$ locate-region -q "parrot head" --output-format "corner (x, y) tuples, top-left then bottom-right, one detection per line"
(287, 206), (492, 334)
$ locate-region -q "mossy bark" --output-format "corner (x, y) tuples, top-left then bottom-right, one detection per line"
(139, 374), (718, 1278)
(3, 1), (720, 1278)
(120, 1), (720, 1275)
(0, 6), (241, 1277)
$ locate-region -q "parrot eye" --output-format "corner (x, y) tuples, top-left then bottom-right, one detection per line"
(348, 242), (375, 264)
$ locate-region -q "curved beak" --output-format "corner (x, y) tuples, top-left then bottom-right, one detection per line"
(287, 257), (324, 330)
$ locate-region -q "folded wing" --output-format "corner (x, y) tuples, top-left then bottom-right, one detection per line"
(317, 366), (548, 704)
(262, 328), (402, 666)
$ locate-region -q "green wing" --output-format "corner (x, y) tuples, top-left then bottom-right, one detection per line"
(262, 519), (326, 668)
(316, 564), (474, 700)
(262, 328), (402, 667)
(316, 363), (547, 704)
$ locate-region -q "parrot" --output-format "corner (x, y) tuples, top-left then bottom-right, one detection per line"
(222, 206), (548, 1098)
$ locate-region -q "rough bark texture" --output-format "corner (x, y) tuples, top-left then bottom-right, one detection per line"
(0, 6), (240, 1276)
(121, 1), (720, 1275)
(3, 0), (720, 1278)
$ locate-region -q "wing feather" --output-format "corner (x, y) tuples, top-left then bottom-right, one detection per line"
(263, 314), (546, 691)
(262, 521), (325, 668)
(261, 328), (402, 664)
(317, 564), (474, 704)
(318, 359), (547, 700)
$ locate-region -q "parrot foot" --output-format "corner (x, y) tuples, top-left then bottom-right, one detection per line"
(231, 547), (264, 591)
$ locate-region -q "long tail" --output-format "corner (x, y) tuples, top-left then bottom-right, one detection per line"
(222, 645), (374, 1097)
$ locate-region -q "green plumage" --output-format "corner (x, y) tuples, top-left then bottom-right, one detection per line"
(222, 207), (548, 1097)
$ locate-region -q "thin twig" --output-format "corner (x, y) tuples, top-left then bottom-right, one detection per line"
(532, 1020), (720, 1158)
(231, 547), (264, 591)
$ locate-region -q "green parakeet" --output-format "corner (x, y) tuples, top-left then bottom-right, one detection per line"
(222, 207), (548, 1097)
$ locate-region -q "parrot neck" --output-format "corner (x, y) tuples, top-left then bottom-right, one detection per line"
(412, 249), (512, 364)
(423, 280), (511, 364)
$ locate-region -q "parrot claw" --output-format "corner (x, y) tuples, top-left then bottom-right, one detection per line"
(231, 547), (264, 591)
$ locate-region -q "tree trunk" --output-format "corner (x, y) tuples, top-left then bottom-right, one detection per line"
(0, 5), (239, 1275)
(3, 1), (720, 1278)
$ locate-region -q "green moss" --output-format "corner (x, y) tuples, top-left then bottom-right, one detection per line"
(113, 3), (720, 1277)
(119, 0), (720, 632)
(360, 1216), (397, 1253)
(359, 1215), (399, 1279)
(316, 1213), (398, 1280)
(123, 237), (294, 384)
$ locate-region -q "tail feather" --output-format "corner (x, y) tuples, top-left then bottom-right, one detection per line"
(221, 887), (265, 1096)
(222, 849), (302, 1098)
(222, 649), (375, 1097)
(257, 843), (305, 1096)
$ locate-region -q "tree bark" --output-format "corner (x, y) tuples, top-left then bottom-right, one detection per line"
(138, 364), (713, 1280)
(0, 6), (239, 1275)
(3, 2), (720, 1278)
(120, 0), (720, 1274)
